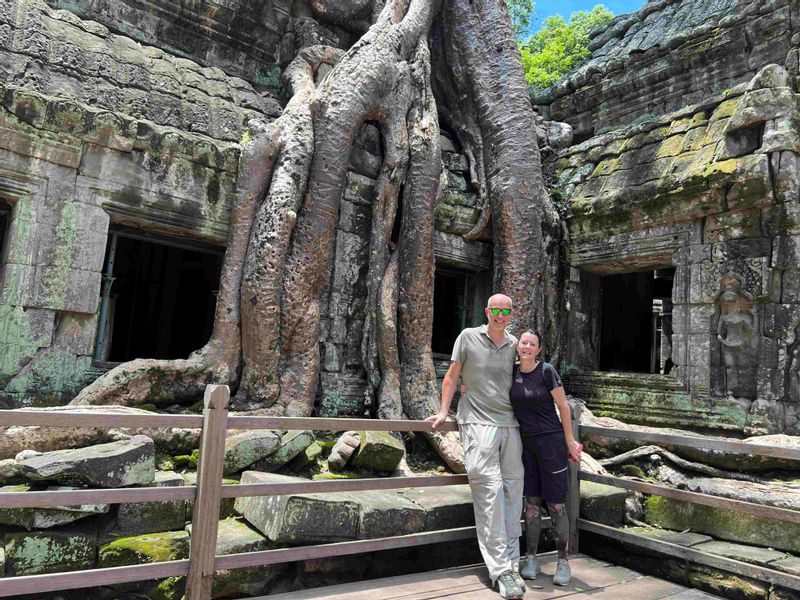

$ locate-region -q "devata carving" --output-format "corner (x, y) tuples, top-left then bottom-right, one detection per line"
(715, 273), (759, 401)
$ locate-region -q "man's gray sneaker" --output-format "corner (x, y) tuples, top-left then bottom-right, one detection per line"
(553, 558), (571, 586)
(510, 568), (526, 591)
(520, 554), (539, 579)
(495, 569), (524, 599)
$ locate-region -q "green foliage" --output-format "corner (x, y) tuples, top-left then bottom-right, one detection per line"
(507, 0), (536, 37)
(519, 5), (613, 89)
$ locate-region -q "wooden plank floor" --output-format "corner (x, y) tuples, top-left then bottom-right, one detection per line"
(260, 553), (722, 600)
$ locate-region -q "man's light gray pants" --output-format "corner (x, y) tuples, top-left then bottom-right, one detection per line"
(460, 423), (524, 583)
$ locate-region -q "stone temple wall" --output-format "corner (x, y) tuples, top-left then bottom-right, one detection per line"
(552, 63), (800, 435)
(0, 0), (493, 410)
(537, 0), (797, 143)
(0, 0), (272, 407)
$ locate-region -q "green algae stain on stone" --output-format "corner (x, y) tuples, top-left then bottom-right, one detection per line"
(5, 350), (94, 407)
(40, 200), (78, 308)
(253, 67), (281, 96)
(5, 529), (96, 575)
(0, 305), (48, 384)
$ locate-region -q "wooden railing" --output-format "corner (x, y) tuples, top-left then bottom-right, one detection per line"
(577, 423), (800, 593)
(0, 384), (575, 599)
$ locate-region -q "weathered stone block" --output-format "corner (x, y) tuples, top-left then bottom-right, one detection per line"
(694, 539), (787, 567)
(16, 435), (155, 487)
(645, 495), (800, 553)
(442, 152), (468, 172)
(182, 472), (238, 520)
(703, 209), (761, 243)
(235, 471), (360, 543)
(100, 470), (187, 542)
(252, 430), (314, 472)
(342, 172), (377, 206)
(623, 527), (712, 547)
(223, 430), (282, 475)
(0, 484), (108, 529)
(5, 526), (96, 575)
(99, 530), (190, 567)
(782, 271), (800, 303)
(580, 481), (626, 526)
(397, 485), (474, 531)
(186, 517), (284, 598)
(352, 430), (404, 472)
(349, 489), (426, 539)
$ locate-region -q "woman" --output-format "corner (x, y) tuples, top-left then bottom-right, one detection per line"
(511, 331), (581, 586)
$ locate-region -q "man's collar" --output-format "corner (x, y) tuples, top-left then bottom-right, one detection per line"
(479, 323), (512, 346)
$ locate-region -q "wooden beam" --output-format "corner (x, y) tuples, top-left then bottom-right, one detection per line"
(0, 485), (195, 508)
(186, 385), (230, 600)
(220, 474), (469, 498)
(0, 560), (189, 597)
(568, 403), (582, 554)
(578, 519), (800, 592)
(580, 472), (800, 524)
(580, 425), (800, 461)
(226, 415), (459, 432)
(0, 410), (204, 429)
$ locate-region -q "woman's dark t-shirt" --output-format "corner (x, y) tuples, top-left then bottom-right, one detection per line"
(509, 361), (564, 436)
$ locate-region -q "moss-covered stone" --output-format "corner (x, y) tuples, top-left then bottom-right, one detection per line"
(579, 481), (626, 526)
(252, 430), (315, 472)
(645, 495), (800, 553)
(99, 530), (190, 567)
(352, 430), (404, 472)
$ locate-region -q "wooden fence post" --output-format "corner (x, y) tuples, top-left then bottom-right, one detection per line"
(568, 402), (582, 554)
(186, 384), (230, 600)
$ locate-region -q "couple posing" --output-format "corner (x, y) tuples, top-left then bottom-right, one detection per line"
(427, 294), (582, 600)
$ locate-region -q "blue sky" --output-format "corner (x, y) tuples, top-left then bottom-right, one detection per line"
(526, 0), (645, 35)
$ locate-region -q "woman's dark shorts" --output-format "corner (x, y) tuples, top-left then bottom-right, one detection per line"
(521, 431), (568, 502)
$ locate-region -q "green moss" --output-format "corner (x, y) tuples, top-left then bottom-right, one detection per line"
(618, 464), (646, 478)
(99, 531), (190, 567)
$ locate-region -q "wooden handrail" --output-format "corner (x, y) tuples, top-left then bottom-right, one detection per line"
(581, 472), (800, 524)
(581, 425), (800, 461)
(3, 392), (799, 600)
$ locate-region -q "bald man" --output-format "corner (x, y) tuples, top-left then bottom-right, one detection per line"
(427, 294), (525, 599)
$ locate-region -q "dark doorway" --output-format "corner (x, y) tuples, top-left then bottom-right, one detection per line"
(432, 269), (472, 355)
(96, 228), (224, 363)
(0, 200), (10, 261)
(599, 268), (674, 373)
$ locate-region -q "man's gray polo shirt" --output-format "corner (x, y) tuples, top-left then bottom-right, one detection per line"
(451, 324), (518, 427)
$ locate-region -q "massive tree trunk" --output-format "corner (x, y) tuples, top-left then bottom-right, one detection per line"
(69, 0), (564, 469)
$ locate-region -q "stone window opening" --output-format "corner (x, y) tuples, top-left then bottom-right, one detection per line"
(93, 226), (224, 365)
(599, 268), (674, 374)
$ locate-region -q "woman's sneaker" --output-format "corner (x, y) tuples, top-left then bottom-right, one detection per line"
(520, 554), (539, 579)
(553, 559), (571, 586)
(495, 569), (524, 599)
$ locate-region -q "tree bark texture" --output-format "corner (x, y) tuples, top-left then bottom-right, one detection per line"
(69, 0), (563, 470)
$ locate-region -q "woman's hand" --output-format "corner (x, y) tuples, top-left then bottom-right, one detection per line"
(567, 440), (583, 464)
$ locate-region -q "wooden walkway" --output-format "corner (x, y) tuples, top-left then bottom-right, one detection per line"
(261, 553), (721, 600)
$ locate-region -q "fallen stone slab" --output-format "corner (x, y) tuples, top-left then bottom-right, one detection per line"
(235, 471), (360, 543)
(770, 556), (800, 576)
(5, 527), (96, 575)
(693, 539), (788, 567)
(16, 435), (155, 488)
(347, 489), (427, 539)
(580, 480), (627, 526)
(252, 430), (315, 472)
(186, 517), (285, 598)
(622, 527), (712, 547)
(351, 430), (404, 472)
(288, 440), (324, 470)
(100, 470), (187, 543)
(645, 496), (800, 554)
(223, 430), (282, 475)
(0, 484), (109, 530)
(397, 485), (475, 531)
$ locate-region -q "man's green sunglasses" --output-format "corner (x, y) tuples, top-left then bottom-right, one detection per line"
(488, 308), (511, 316)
